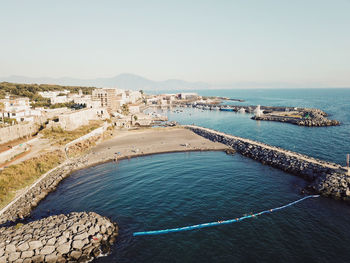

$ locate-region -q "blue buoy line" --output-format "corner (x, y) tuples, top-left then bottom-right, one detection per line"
(133, 195), (320, 237)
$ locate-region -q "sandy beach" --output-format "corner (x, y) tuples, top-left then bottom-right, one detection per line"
(83, 127), (228, 167)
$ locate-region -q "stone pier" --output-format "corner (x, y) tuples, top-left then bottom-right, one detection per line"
(185, 125), (350, 200)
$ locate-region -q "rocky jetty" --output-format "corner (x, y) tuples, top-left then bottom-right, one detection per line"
(185, 125), (350, 201)
(252, 108), (340, 127)
(0, 212), (118, 263)
(310, 172), (350, 200)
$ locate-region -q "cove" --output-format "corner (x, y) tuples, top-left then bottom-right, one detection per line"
(30, 151), (350, 263)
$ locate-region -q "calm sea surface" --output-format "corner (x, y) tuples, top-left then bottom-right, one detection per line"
(31, 89), (350, 262)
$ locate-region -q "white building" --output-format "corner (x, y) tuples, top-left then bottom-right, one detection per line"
(179, 93), (198, 100)
(125, 91), (142, 104)
(129, 105), (140, 114)
(38, 90), (70, 99)
(0, 96), (41, 123)
(50, 95), (73, 104)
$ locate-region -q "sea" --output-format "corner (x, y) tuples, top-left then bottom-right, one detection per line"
(30, 88), (350, 263)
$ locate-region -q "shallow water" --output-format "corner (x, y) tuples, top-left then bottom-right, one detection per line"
(30, 88), (350, 262)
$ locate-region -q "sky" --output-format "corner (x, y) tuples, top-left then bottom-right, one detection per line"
(0, 0), (349, 86)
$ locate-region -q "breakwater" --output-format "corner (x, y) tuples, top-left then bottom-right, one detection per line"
(185, 125), (350, 200)
(0, 212), (118, 262)
(179, 103), (340, 127)
(252, 109), (340, 127)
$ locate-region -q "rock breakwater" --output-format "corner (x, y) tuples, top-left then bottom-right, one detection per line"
(0, 212), (118, 263)
(252, 109), (340, 127)
(185, 125), (350, 201)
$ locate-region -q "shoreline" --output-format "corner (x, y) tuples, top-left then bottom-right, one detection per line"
(79, 148), (226, 171)
(0, 127), (228, 225)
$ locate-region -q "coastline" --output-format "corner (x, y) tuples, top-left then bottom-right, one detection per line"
(0, 127), (228, 225)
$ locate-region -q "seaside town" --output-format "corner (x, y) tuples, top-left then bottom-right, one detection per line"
(1, 1), (350, 263)
(0, 82), (348, 262)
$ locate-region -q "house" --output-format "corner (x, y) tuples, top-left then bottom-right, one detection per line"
(0, 96), (41, 123)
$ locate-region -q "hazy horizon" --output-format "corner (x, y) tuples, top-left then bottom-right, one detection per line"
(1, 0), (349, 87)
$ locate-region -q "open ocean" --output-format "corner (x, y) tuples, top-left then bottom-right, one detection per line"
(30, 88), (350, 262)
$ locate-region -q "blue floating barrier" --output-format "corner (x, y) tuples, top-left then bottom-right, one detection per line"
(133, 195), (319, 237)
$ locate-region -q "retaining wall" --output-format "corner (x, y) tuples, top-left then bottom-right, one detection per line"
(0, 123), (39, 145)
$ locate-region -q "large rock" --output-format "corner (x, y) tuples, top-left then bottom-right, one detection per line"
(40, 245), (55, 255)
(0, 212), (118, 262)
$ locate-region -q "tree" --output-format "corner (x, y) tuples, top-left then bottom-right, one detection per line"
(121, 104), (129, 115)
(0, 102), (4, 123)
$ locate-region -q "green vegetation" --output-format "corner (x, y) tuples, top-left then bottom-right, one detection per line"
(0, 82), (95, 108)
(0, 150), (65, 208)
(41, 120), (103, 145)
(122, 104), (129, 115)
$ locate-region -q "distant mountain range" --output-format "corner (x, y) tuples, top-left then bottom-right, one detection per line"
(0, 73), (336, 91)
(0, 73), (211, 91)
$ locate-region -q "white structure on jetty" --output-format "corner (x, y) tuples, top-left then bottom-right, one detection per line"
(238, 108), (246, 113)
(254, 105), (264, 117)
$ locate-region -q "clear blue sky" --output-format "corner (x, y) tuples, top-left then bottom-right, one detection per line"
(0, 0), (349, 86)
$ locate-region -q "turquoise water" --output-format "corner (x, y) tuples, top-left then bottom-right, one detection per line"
(30, 88), (350, 262)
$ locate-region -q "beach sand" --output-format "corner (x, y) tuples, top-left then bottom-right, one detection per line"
(84, 127), (228, 167)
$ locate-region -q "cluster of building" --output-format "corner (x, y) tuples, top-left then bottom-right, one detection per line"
(145, 92), (198, 106)
(0, 89), (144, 124)
(0, 88), (198, 131)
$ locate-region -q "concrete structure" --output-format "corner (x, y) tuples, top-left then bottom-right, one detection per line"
(58, 108), (109, 131)
(39, 107), (69, 119)
(92, 88), (119, 112)
(0, 122), (39, 144)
